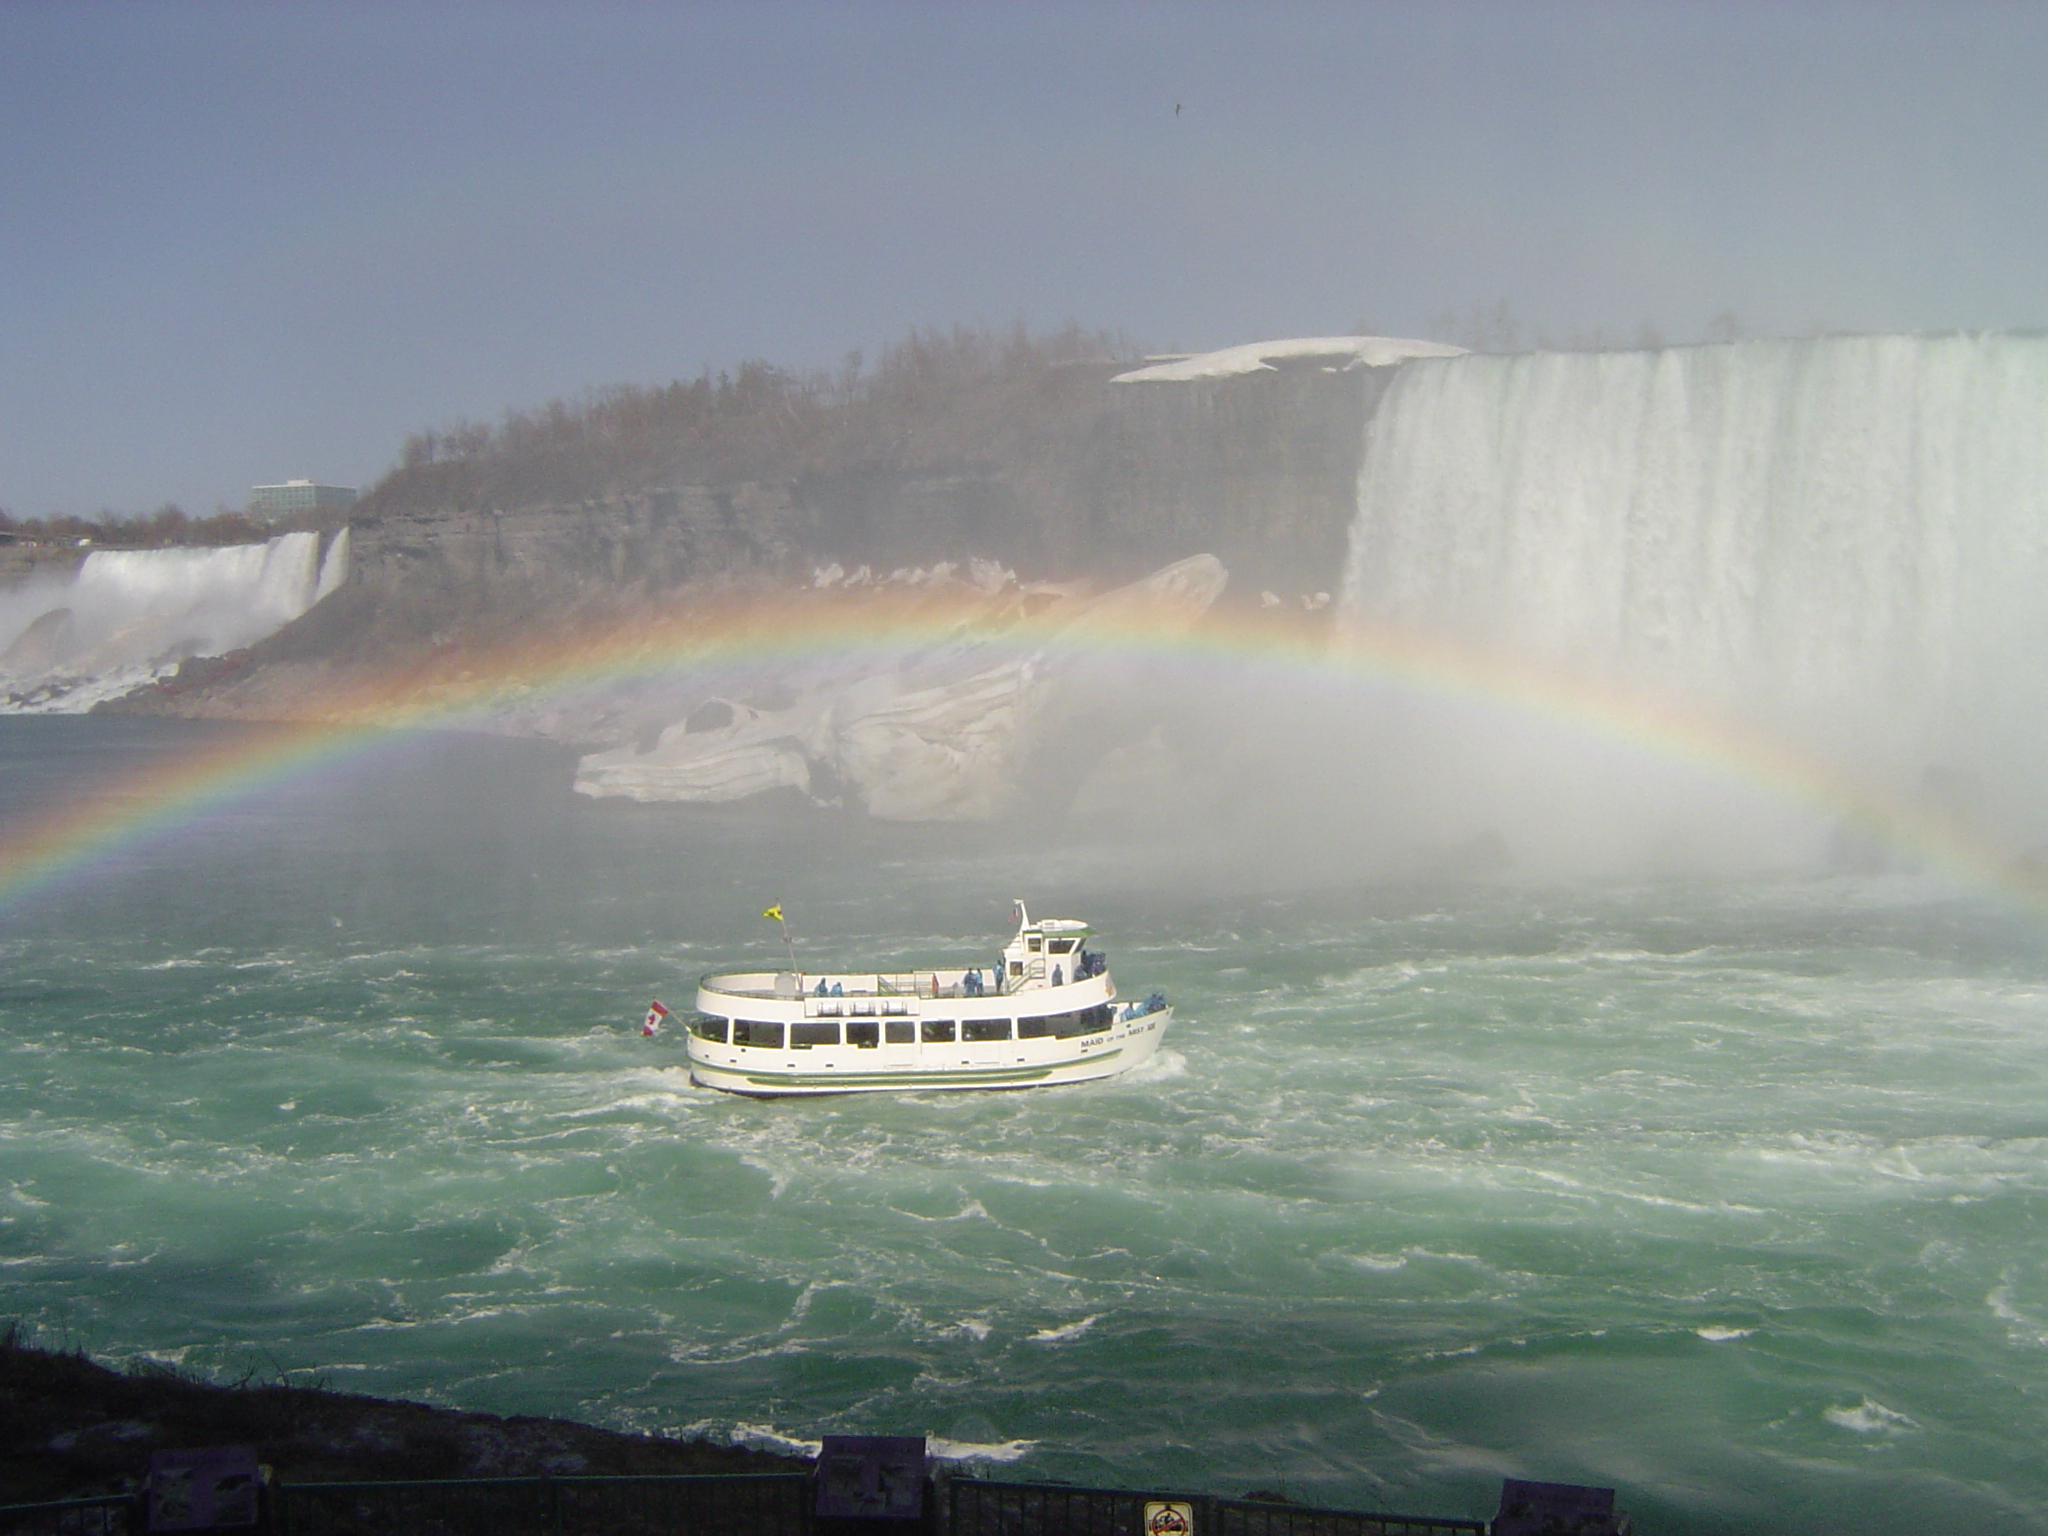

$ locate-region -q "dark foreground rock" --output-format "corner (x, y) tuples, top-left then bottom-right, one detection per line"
(0, 1330), (801, 1506)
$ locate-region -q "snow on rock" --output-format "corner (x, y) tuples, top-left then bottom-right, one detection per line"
(572, 555), (1228, 821)
(815, 558), (998, 592)
(1111, 336), (1464, 384)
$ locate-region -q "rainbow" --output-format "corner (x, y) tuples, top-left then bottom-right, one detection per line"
(2, 588), (2042, 917)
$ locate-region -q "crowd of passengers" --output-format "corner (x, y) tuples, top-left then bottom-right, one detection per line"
(804, 949), (1106, 1001)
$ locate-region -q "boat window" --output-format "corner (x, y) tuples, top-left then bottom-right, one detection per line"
(846, 1021), (880, 1048)
(1008, 960), (1024, 977)
(963, 1019), (1011, 1043)
(1017, 1015), (1051, 1039)
(790, 1022), (840, 1048)
(1047, 937), (1076, 955)
(922, 1020), (956, 1043)
(690, 1015), (729, 1043)
(1054, 1006), (1112, 1038)
(885, 1020), (915, 1044)
(731, 1020), (783, 1049)
(1027, 935), (1042, 953)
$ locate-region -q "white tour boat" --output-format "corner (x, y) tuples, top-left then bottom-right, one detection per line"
(685, 903), (1172, 1096)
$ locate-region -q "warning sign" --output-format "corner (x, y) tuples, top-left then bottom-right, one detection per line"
(1143, 1501), (1195, 1536)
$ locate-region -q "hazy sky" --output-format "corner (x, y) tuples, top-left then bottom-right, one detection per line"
(4, 0), (2045, 519)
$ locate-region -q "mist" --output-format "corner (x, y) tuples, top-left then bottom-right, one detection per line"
(13, 9), (2048, 1531)
(988, 333), (2048, 896)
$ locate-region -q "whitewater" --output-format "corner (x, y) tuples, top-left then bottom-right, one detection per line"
(4, 720), (2048, 1535)
(8, 334), (2048, 1534)
(0, 529), (347, 712)
(1342, 334), (2048, 847)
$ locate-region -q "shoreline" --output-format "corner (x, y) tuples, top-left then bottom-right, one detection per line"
(0, 1329), (804, 1506)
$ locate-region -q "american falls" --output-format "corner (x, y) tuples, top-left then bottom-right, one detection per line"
(0, 529), (349, 712)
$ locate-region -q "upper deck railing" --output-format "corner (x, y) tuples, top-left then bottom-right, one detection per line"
(700, 967), (1111, 1005)
(702, 945), (1111, 1005)
(701, 970), (1008, 1002)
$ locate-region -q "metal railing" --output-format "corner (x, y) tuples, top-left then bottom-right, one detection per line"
(276, 1472), (811, 1536)
(803, 974), (996, 1004)
(0, 1496), (132, 1536)
(947, 1482), (1486, 1536)
(1, 1472), (1484, 1536)
(1212, 1494), (1487, 1536)
(705, 972), (1024, 1007)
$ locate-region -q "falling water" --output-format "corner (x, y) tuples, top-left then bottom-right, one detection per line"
(0, 530), (345, 712)
(1339, 336), (2048, 845)
(9, 342), (2048, 1531)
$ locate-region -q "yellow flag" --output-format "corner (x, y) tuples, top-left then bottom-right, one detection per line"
(762, 904), (784, 922)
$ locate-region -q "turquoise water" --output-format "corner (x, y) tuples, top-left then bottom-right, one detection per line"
(6, 719), (2048, 1533)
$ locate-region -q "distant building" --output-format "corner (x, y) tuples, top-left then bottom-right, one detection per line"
(249, 479), (356, 521)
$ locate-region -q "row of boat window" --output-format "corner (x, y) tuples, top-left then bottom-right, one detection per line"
(692, 1004), (1116, 1050)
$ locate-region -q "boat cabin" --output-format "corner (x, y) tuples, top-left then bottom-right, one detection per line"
(683, 901), (1170, 1096)
(1001, 904), (1101, 991)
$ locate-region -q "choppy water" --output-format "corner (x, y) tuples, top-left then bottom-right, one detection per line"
(6, 719), (2048, 1534)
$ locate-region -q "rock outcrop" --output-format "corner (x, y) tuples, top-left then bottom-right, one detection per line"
(571, 555), (1229, 820)
(0, 1330), (798, 1506)
(55, 335), (1449, 819)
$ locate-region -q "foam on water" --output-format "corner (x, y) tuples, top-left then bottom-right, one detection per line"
(1824, 1398), (1919, 1435)
(7, 721), (2048, 1533)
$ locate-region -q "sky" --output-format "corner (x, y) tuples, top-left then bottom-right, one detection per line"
(3, 0), (2046, 521)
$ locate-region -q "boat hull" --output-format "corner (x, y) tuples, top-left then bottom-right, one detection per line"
(684, 1006), (1172, 1097)
(684, 909), (1172, 1097)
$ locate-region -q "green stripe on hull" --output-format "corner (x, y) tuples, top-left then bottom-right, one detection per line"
(696, 1049), (1125, 1092)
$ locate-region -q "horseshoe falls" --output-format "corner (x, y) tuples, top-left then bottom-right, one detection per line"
(9, 339), (2048, 1536)
(1339, 335), (2048, 871)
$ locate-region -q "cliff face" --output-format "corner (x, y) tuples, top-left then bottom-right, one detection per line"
(332, 352), (1389, 627)
(1074, 362), (1391, 593)
(93, 342), (1406, 752)
(314, 487), (800, 656)
(63, 341), (1411, 822)
(0, 545), (87, 581)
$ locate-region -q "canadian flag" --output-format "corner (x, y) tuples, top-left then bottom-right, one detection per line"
(642, 1000), (670, 1036)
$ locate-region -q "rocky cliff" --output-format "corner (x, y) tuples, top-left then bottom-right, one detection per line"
(98, 335), (1415, 710)
(333, 333), (1418, 613)
(70, 337), (1436, 820)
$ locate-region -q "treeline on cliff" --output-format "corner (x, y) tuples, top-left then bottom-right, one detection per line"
(355, 321), (1376, 593)
(0, 505), (269, 549)
(363, 324), (1136, 521)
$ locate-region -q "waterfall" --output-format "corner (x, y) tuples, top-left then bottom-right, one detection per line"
(1339, 335), (2048, 838)
(0, 531), (337, 712)
(313, 525), (351, 602)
